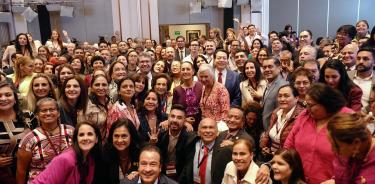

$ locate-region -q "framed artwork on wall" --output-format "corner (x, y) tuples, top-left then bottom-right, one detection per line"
(186, 30), (201, 42)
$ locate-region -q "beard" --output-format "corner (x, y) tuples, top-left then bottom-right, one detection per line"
(356, 64), (372, 72)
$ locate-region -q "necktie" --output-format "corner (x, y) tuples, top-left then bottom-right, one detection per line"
(199, 146), (209, 184)
(218, 72), (223, 83)
(180, 50), (184, 61)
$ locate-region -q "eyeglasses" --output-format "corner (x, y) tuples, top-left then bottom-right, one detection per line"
(39, 108), (57, 114)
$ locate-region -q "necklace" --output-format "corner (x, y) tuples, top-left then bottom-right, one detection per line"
(41, 124), (62, 156)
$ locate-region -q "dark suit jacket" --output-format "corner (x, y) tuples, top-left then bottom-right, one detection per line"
(174, 48), (190, 61)
(121, 174), (178, 184)
(178, 132), (232, 184)
(218, 129), (255, 146)
(262, 74), (288, 129)
(218, 69), (242, 106)
(156, 128), (190, 176)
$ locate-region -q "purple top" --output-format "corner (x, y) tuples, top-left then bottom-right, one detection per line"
(172, 82), (203, 117)
(30, 148), (95, 184)
(333, 146), (375, 184)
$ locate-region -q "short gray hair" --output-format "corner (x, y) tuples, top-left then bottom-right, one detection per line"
(197, 64), (214, 77)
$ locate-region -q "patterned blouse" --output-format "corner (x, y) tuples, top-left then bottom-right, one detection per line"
(18, 124), (74, 182)
(199, 82), (230, 122)
(107, 101), (140, 132)
(0, 120), (27, 156)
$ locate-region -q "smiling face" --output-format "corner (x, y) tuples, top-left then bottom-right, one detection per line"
(139, 56), (152, 74)
(21, 61), (34, 76)
(65, 79), (81, 100)
(232, 142), (253, 174)
(244, 62), (256, 79)
(153, 61), (165, 73)
(277, 86), (298, 112)
(198, 118), (218, 145)
(226, 108), (244, 132)
(59, 67), (74, 84)
(36, 100), (60, 126)
(293, 75), (310, 97)
(111, 63), (127, 81)
(33, 77), (51, 99)
(112, 125), (131, 151)
(356, 21), (368, 36)
(119, 79), (135, 101)
(168, 108), (185, 132)
(262, 59), (280, 82)
(77, 124), (98, 157)
(214, 51), (228, 71)
(144, 92), (158, 112)
(71, 58), (82, 73)
(91, 76), (108, 98)
(154, 78), (168, 95)
(33, 59), (44, 73)
(138, 150), (161, 184)
(181, 62), (194, 81)
(0, 86), (15, 111)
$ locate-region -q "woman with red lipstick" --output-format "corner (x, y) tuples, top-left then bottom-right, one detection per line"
(86, 74), (109, 138)
(260, 85), (304, 160)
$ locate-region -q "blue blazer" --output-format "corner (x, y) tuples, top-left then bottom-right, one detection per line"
(224, 69), (242, 106)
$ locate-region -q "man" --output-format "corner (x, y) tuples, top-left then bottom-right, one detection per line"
(98, 41), (109, 51)
(138, 52), (153, 90)
(218, 106), (254, 148)
(183, 39), (200, 63)
(174, 36), (190, 61)
(179, 118), (232, 184)
(73, 47), (84, 61)
(302, 59), (320, 82)
(267, 31), (279, 47)
(66, 42), (76, 56)
(234, 49), (248, 76)
(121, 146), (177, 184)
(228, 40), (240, 71)
(279, 50), (294, 80)
(271, 38), (283, 58)
(155, 104), (190, 179)
(145, 39), (154, 51)
(348, 47), (375, 113)
(118, 41), (129, 55)
(341, 43), (359, 71)
(110, 43), (120, 58)
(245, 24), (262, 47)
(214, 49), (241, 106)
(204, 39), (216, 66)
(261, 57), (288, 129)
(164, 47), (175, 70)
(100, 48), (112, 65)
(299, 45), (317, 65)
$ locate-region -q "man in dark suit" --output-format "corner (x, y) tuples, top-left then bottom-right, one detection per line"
(179, 118), (232, 184)
(121, 146), (177, 184)
(174, 36), (190, 61)
(213, 49), (242, 106)
(262, 57), (288, 129)
(155, 104), (190, 179)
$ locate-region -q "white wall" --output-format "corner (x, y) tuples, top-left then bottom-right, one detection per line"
(168, 24), (207, 40)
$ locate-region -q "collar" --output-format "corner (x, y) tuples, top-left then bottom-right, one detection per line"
(354, 71), (373, 80)
(169, 129), (181, 139)
(225, 161), (258, 183)
(137, 177), (159, 184)
(200, 139), (215, 150)
(215, 68), (227, 75)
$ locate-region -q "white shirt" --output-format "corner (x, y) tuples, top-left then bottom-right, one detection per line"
(193, 140), (214, 184)
(215, 68), (227, 86)
(353, 72), (373, 113)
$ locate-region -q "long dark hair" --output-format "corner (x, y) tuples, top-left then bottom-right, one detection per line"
(72, 122), (103, 184)
(242, 59), (262, 88)
(117, 77), (136, 106)
(60, 75), (88, 114)
(15, 33), (33, 56)
(0, 81), (25, 126)
(272, 148), (306, 184)
(319, 59), (356, 97)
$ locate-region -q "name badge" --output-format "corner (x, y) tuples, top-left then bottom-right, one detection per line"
(165, 162), (177, 175)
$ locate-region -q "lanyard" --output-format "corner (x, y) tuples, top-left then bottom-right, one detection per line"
(197, 142), (211, 168)
(41, 125), (62, 156)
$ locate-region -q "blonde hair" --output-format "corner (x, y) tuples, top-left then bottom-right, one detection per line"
(14, 56), (33, 84)
(25, 73), (57, 112)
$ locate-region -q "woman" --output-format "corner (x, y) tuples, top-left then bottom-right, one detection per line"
(131, 73), (148, 111)
(2, 33), (35, 69)
(173, 62), (203, 129)
(319, 59), (362, 111)
(17, 98), (74, 183)
(31, 122), (104, 184)
(327, 113), (375, 184)
(56, 64), (75, 90)
(271, 148), (306, 184)
(70, 57), (85, 77)
(59, 76), (88, 127)
(256, 48), (269, 65)
(240, 60), (267, 106)
(104, 118), (142, 183)
(193, 54), (209, 73)
(0, 82), (28, 184)
(86, 74), (109, 138)
(290, 67), (313, 104)
(8, 56), (36, 96)
(169, 60), (182, 93)
(198, 64), (230, 122)
(155, 44), (163, 61)
(107, 77), (140, 131)
(260, 85), (304, 159)
(209, 27), (224, 49)
(152, 60), (167, 74)
(90, 55), (105, 71)
(43, 62), (55, 75)
(355, 20), (370, 40)
(37, 45), (51, 61)
(138, 90), (167, 141)
(222, 139), (260, 184)
(33, 56), (45, 73)
(45, 30), (66, 53)
(108, 61), (127, 103)
(251, 38), (264, 51)
(283, 83), (354, 184)
(152, 73), (173, 114)
(27, 33), (42, 55)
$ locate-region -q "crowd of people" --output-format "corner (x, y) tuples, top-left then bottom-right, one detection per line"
(0, 19), (375, 184)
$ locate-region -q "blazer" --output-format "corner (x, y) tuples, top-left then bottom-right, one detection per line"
(156, 128), (190, 176)
(347, 86), (363, 111)
(216, 69), (242, 106)
(179, 132), (232, 184)
(261, 74), (288, 129)
(174, 48), (190, 61)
